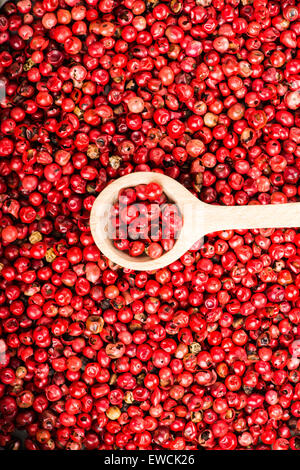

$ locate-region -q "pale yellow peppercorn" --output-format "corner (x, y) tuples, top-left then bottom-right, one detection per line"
(45, 248), (56, 262)
(87, 144), (99, 159)
(106, 406), (121, 420)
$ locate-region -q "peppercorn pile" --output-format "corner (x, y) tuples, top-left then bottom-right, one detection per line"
(110, 183), (182, 259)
(0, 0), (300, 451)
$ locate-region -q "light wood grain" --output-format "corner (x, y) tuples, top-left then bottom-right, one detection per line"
(90, 172), (300, 271)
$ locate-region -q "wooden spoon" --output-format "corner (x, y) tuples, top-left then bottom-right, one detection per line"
(90, 172), (300, 271)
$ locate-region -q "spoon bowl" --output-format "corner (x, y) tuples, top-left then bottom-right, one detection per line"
(90, 172), (201, 270)
(90, 172), (300, 271)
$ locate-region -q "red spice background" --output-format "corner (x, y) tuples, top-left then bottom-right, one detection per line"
(0, 0), (300, 451)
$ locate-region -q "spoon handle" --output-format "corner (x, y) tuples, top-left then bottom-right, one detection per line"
(203, 201), (300, 234)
